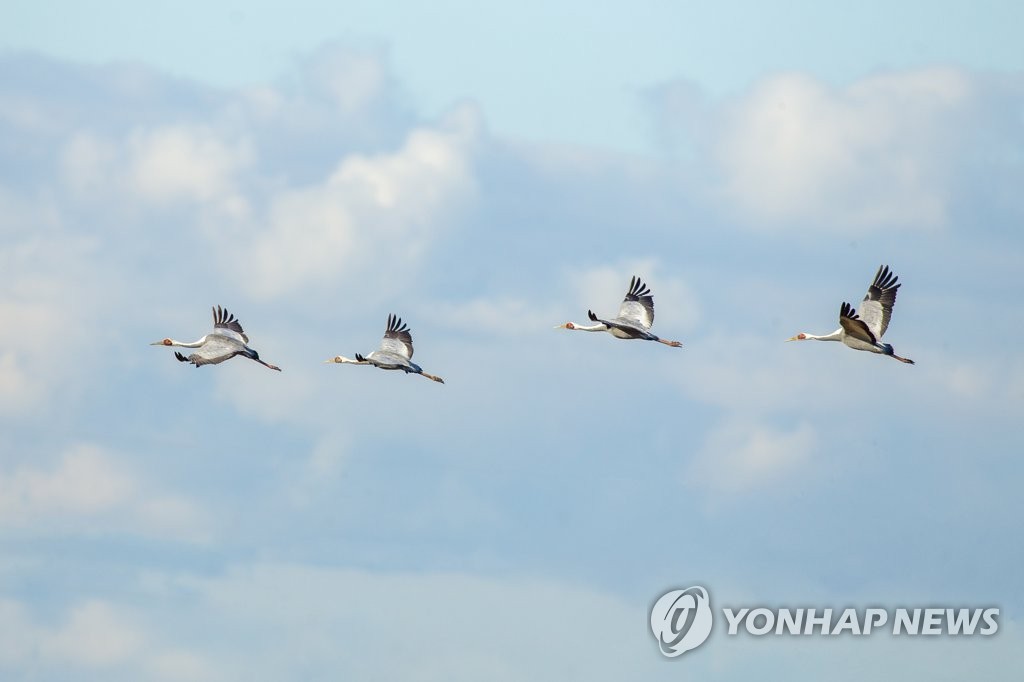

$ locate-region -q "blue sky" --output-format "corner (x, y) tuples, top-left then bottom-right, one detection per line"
(1, 2), (1023, 679)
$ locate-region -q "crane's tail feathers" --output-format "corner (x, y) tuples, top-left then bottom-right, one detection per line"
(658, 339), (683, 348)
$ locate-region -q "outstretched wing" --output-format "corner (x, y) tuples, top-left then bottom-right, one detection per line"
(615, 276), (655, 330)
(378, 314), (414, 360)
(858, 265), (901, 339)
(839, 302), (876, 344)
(175, 336), (243, 367)
(212, 305), (249, 344)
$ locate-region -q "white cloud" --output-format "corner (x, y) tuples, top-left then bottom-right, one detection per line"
(0, 598), (142, 668)
(283, 431), (353, 506)
(127, 126), (253, 205)
(304, 46), (391, 115)
(0, 565), (664, 680)
(0, 445), (209, 542)
(228, 103), (480, 299)
(688, 418), (817, 493)
(0, 598), (220, 680)
(61, 124), (253, 208)
(0, 235), (105, 415)
(44, 600), (145, 667)
(0, 352), (40, 412)
(60, 132), (117, 200)
(432, 295), (560, 338)
(0, 446), (132, 516)
(708, 68), (973, 230)
(167, 563), (663, 681)
(918, 355), (1024, 415)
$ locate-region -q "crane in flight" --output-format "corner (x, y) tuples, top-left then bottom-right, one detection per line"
(151, 305), (282, 371)
(788, 265), (914, 364)
(556, 275), (683, 348)
(326, 314), (444, 384)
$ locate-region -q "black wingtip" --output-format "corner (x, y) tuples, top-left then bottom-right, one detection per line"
(873, 264), (899, 290)
(625, 275), (652, 300)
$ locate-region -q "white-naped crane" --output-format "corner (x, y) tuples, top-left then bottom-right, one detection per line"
(788, 265), (915, 364)
(151, 305), (282, 371)
(556, 275), (683, 348)
(326, 314), (444, 383)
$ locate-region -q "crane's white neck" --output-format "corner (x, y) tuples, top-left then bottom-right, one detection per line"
(565, 322), (607, 332)
(169, 336), (208, 348)
(805, 329), (843, 342)
(329, 355), (369, 365)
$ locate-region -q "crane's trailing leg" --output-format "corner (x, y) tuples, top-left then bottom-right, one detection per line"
(882, 343), (914, 364)
(657, 338), (683, 348)
(420, 371), (445, 384)
(254, 358), (282, 371)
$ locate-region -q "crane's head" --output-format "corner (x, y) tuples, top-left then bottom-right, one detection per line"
(555, 322), (575, 330)
(787, 333), (807, 342)
(150, 338), (174, 346)
(325, 355), (359, 364)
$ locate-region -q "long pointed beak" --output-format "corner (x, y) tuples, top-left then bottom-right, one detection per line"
(553, 324), (565, 330)
(149, 341), (164, 346)
(324, 358), (335, 363)
(786, 336), (799, 342)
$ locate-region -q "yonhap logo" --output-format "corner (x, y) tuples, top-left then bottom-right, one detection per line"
(650, 586), (714, 657)
(650, 583), (1000, 660)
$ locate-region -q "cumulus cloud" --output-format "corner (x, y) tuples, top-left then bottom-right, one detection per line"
(221, 103), (481, 300)
(230, 42), (414, 158)
(0, 565), (668, 681)
(302, 45), (392, 116)
(0, 599), (140, 668)
(688, 418), (817, 493)
(717, 69), (974, 230)
(0, 234), (109, 416)
(432, 295), (561, 338)
(653, 68), (978, 231)
(43, 600), (145, 667)
(165, 563), (660, 681)
(0, 445), (210, 542)
(61, 124), (253, 209)
(0, 598), (218, 680)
